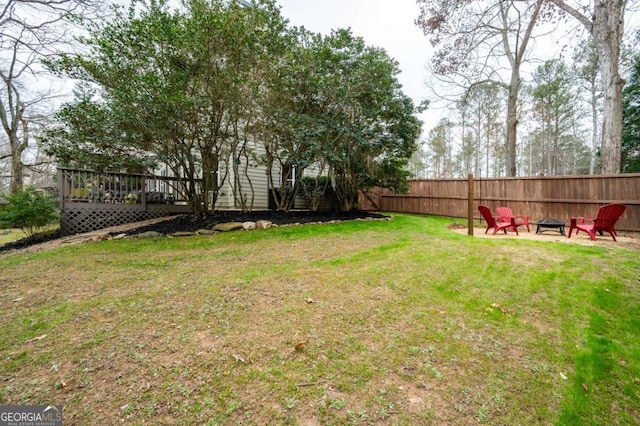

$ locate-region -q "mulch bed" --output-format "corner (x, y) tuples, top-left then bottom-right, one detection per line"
(127, 210), (387, 235)
(0, 210), (388, 253)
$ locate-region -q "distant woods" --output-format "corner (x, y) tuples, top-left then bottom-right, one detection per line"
(414, 0), (638, 178)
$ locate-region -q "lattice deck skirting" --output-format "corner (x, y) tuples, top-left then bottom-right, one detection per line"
(60, 204), (191, 235)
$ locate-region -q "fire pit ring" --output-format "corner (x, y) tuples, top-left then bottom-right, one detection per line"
(535, 218), (566, 236)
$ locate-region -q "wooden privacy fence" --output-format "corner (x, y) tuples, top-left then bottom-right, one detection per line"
(359, 174), (640, 234)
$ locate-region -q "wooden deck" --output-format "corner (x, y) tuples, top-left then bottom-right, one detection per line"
(58, 168), (200, 234)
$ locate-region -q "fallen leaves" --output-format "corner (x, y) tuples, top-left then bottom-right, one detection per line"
(485, 303), (511, 316)
(54, 380), (68, 390)
(294, 341), (308, 352)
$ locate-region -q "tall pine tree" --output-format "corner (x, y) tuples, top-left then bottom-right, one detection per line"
(622, 50), (640, 173)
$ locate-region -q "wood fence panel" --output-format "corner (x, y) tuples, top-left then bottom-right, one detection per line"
(359, 174), (640, 234)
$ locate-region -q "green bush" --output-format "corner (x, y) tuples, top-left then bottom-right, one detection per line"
(0, 203), (10, 229)
(298, 176), (334, 212)
(0, 186), (59, 238)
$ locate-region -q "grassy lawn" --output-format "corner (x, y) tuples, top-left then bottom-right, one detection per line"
(0, 225), (59, 246)
(0, 213), (638, 425)
(0, 228), (25, 245)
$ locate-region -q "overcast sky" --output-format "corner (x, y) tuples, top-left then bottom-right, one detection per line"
(277, 0), (435, 135)
(276, 1), (640, 140)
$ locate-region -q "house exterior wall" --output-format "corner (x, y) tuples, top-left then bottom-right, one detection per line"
(214, 140), (273, 210)
(213, 140), (329, 211)
(293, 163), (327, 209)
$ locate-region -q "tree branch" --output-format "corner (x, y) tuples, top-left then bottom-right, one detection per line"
(546, 0), (592, 32)
(461, 79), (509, 105)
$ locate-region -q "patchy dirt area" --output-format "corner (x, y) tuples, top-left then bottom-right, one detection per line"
(449, 223), (640, 251)
(0, 210), (388, 255)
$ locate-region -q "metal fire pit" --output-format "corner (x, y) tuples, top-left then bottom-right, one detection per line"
(535, 218), (566, 236)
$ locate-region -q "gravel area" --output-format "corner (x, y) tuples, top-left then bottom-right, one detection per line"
(450, 223), (640, 251)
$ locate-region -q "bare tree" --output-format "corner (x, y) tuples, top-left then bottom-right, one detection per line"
(547, 0), (629, 174)
(416, 0), (545, 177)
(0, 0), (101, 193)
(425, 118), (455, 178)
(408, 140), (428, 179)
(572, 41), (602, 174)
(528, 59), (584, 175)
(460, 83), (505, 178)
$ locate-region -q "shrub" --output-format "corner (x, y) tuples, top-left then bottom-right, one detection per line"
(0, 203), (10, 229)
(299, 176), (335, 212)
(0, 186), (59, 238)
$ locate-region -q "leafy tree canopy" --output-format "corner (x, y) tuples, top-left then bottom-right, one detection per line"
(44, 0), (422, 212)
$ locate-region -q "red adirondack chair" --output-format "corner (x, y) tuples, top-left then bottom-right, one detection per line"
(478, 205), (519, 235)
(496, 206), (530, 233)
(568, 203), (626, 242)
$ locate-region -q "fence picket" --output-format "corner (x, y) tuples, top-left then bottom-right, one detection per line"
(359, 174), (640, 234)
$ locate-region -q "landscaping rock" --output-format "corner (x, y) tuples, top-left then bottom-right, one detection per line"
(171, 231), (195, 237)
(90, 233), (111, 242)
(255, 220), (272, 229)
(196, 229), (214, 235)
(137, 231), (161, 239)
(213, 222), (243, 232)
(242, 221), (256, 230)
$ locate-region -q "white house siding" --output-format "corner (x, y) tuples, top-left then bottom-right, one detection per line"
(213, 141), (329, 211)
(292, 163), (324, 209)
(214, 140), (271, 210)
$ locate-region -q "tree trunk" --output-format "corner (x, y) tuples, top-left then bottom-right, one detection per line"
(1, 89), (26, 193)
(10, 144), (24, 193)
(502, 0), (543, 177)
(548, 0), (625, 174)
(506, 71), (519, 177)
(594, 0), (625, 174)
(9, 108), (28, 193)
(590, 78), (600, 174)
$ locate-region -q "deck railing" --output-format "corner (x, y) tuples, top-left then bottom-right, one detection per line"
(58, 168), (203, 234)
(58, 168), (201, 207)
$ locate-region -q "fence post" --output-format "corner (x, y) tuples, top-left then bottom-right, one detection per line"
(468, 173), (474, 236)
